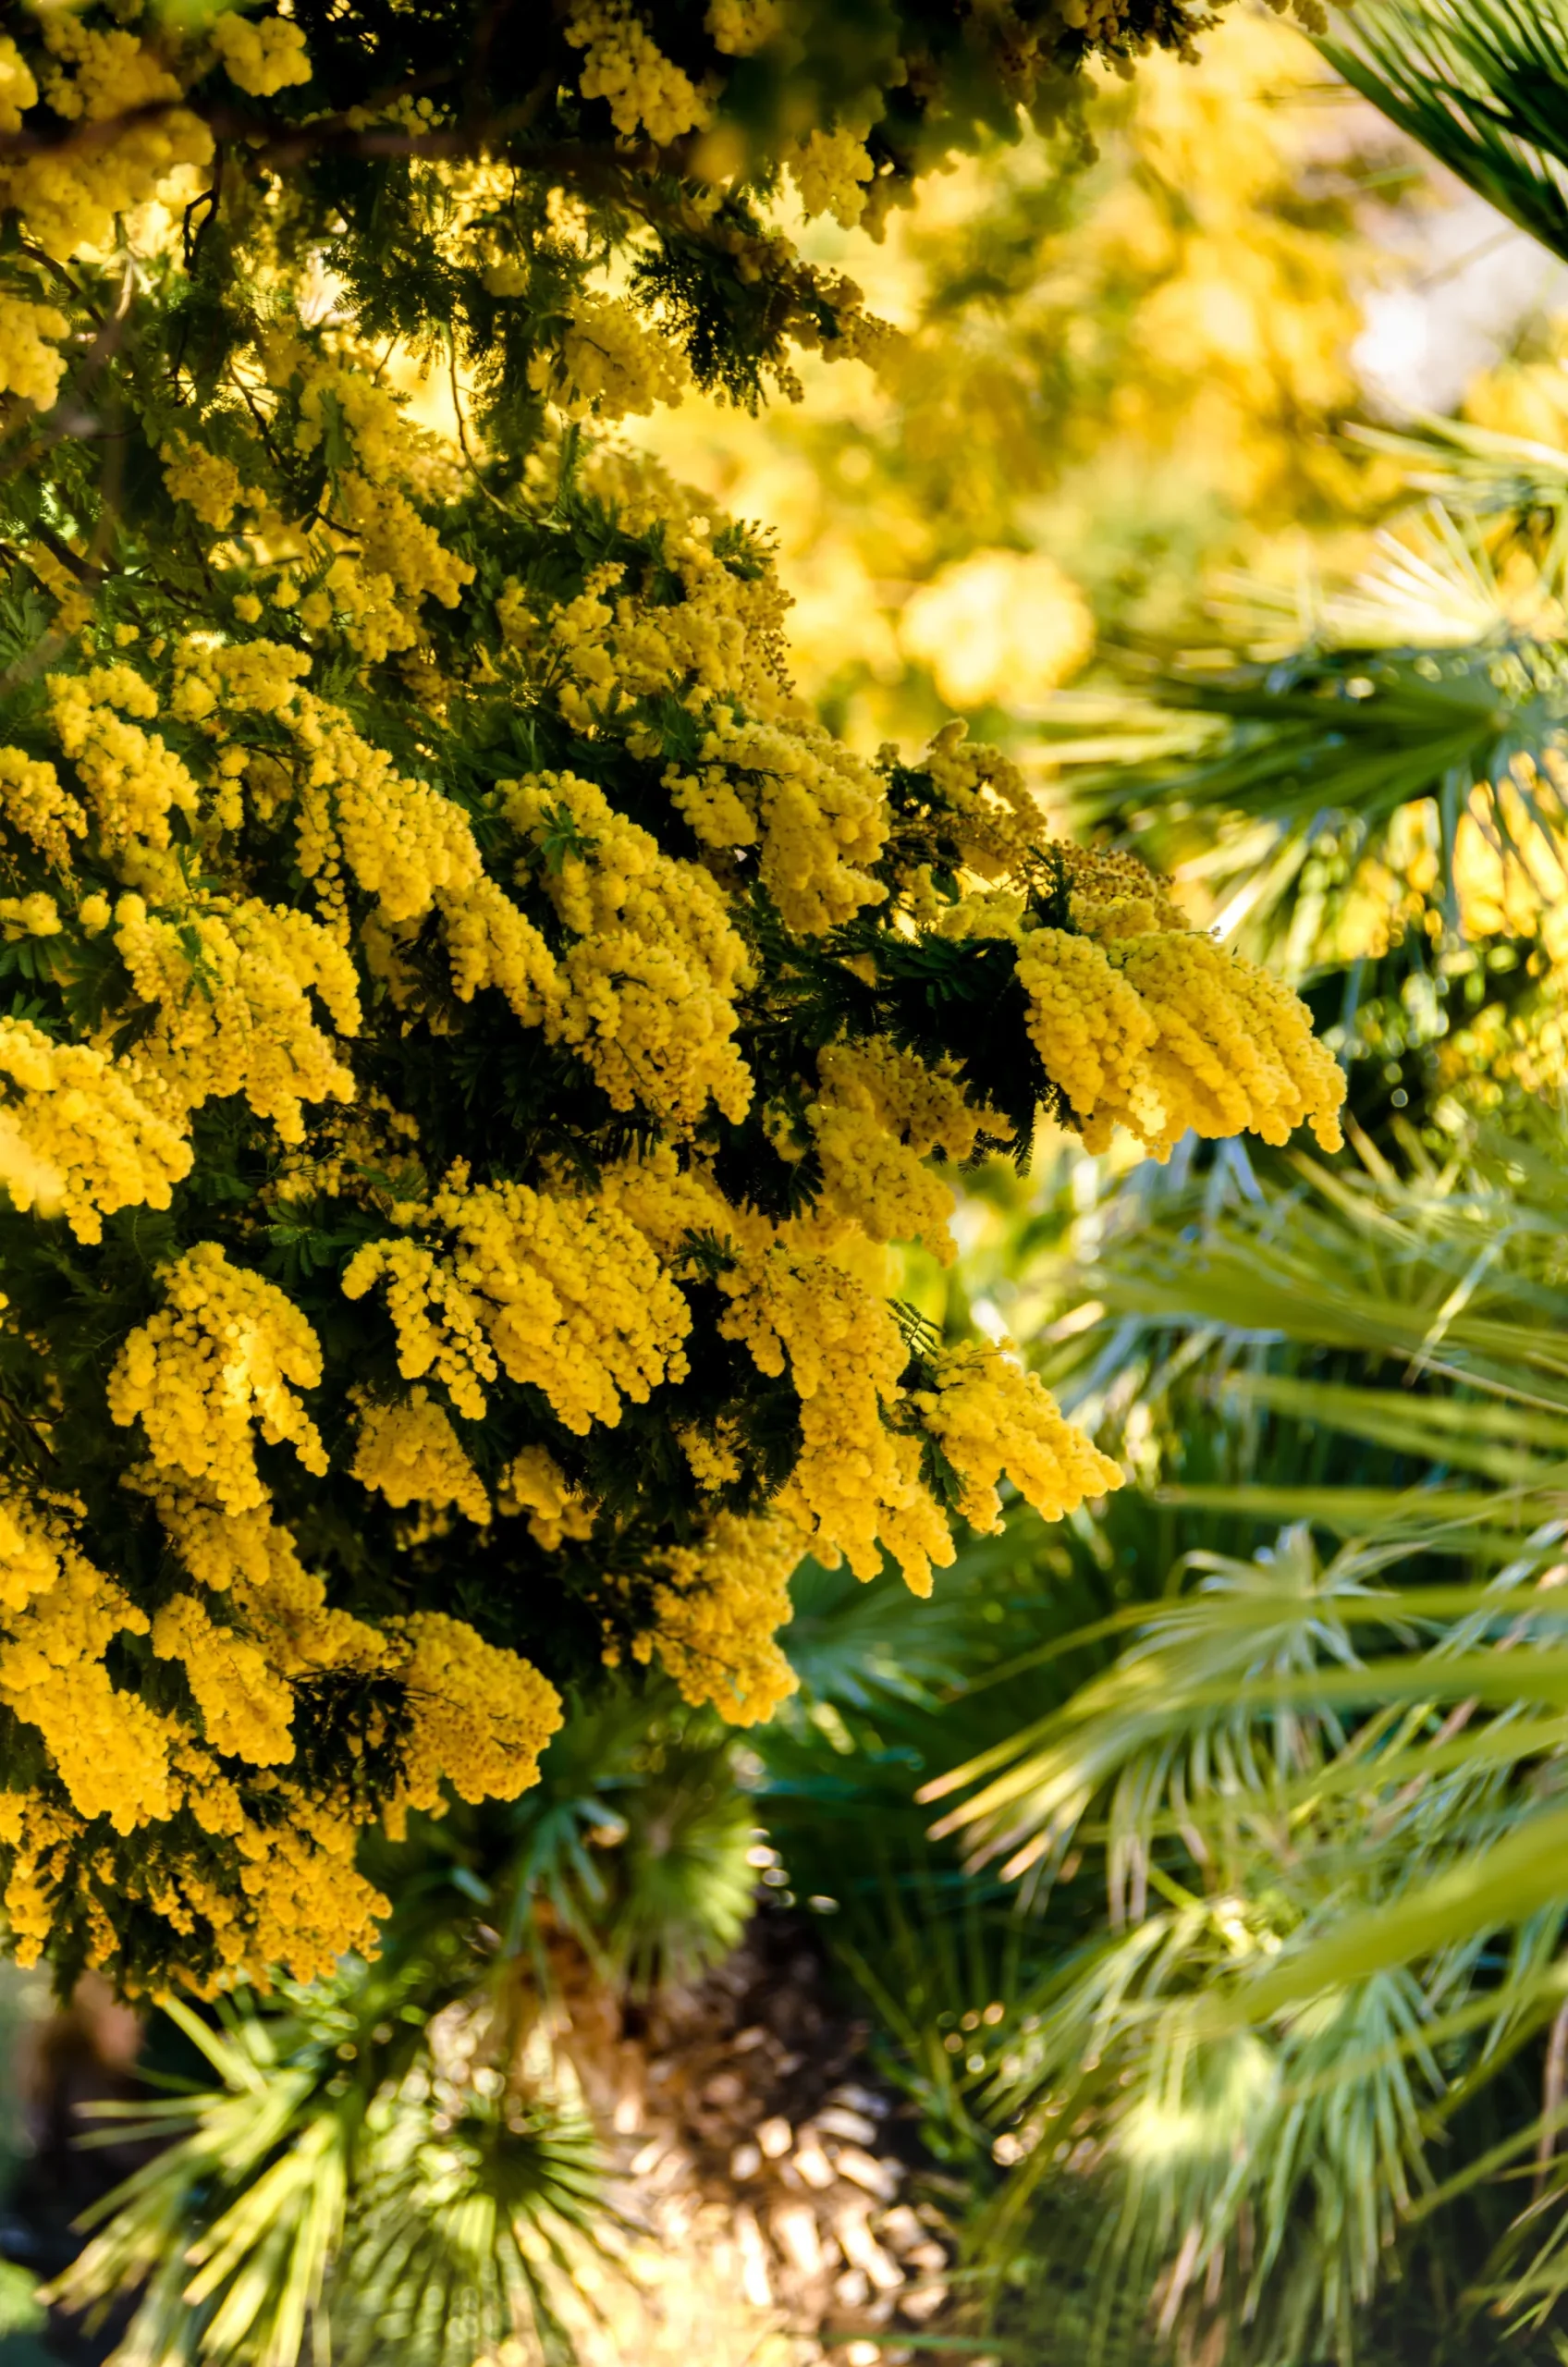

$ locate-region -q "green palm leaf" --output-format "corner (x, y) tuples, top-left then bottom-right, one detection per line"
(1321, 1), (1568, 267)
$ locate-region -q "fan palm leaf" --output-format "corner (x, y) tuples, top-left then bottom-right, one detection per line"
(1320, 1), (1568, 268)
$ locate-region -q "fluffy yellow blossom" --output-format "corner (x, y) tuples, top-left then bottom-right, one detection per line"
(351, 1391), (492, 1526)
(0, 21), (214, 260)
(0, 1549), (175, 1834)
(0, 892), (61, 939)
(180, 1780), (391, 1987)
(593, 1141), (738, 1257)
(500, 1445), (596, 1550)
(0, 1494), (67, 1619)
(289, 693), (483, 931)
(151, 1593), (297, 1765)
(341, 1236), (498, 1421)
(918, 721), (1046, 879)
(678, 1422), (743, 1492)
(170, 632), (311, 724)
(704, 0), (783, 51)
(506, 769), (753, 1124)
(668, 712), (888, 932)
(0, 747), (85, 866)
(1060, 842), (1187, 938)
(916, 1343), (1124, 1532)
(208, 11), (312, 97)
(389, 1613), (563, 1833)
(563, 0), (712, 143)
(40, 15), (180, 122)
(107, 1244), (328, 1515)
(539, 512), (796, 729)
(423, 1176), (693, 1434)
(1016, 920), (1345, 1158)
(0, 1016), (191, 1242)
(337, 472), (475, 623)
(47, 671), (199, 850)
(529, 296), (692, 421)
(293, 359), (408, 479)
(161, 439), (251, 533)
(0, 35), (37, 133)
(638, 1512), (802, 1724)
(438, 875), (559, 1022)
(720, 1244), (953, 1594)
(807, 1042), (1003, 1260)
(159, 1497), (391, 1680)
(789, 124), (876, 228)
(0, 1797), (77, 1968)
(1015, 926), (1165, 1138)
(112, 892), (359, 1144)
(1109, 930), (1346, 1156)
(0, 294), (69, 411)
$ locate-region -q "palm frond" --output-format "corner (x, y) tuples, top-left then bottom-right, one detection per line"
(904, 1110), (1568, 2352)
(1354, 415), (1568, 517)
(1321, 0), (1568, 268)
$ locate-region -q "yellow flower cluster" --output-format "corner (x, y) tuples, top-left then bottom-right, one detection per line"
(0, 1017), (190, 1243)
(337, 472), (475, 627)
(1015, 926), (1167, 1142)
(191, 1788), (390, 1988)
(0, 14), (214, 261)
(341, 1236), (499, 1421)
(389, 1612), (564, 1834)
(0, 35), (37, 135)
(151, 1592), (296, 1767)
(38, 13), (180, 122)
(345, 1176), (695, 1441)
(502, 1444), (598, 1550)
(637, 1512), (802, 1725)
(909, 722), (1042, 879)
(537, 530), (793, 730)
(915, 1343), (1123, 1533)
(529, 296), (692, 422)
(0, 1474), (564, 1987)
(112, 892), (359, 1144)
(667, 712), (888, 932)
(0, 1504), (176, 1836)
(290, 692), (484, 933)
(1018, 924), (1345, 1158)
(1110, 930), (1346, 1154)
(47, 668), (199, 852)
(505, 769), (753, 1125)
(439, 874), (558, 1024)
(564, 0), (712, 143)
(0, 1493), (67, 1617)
(208, 10), (312, 97)
(292, 357), (409, 479)
(0, 1795), (76, 1968)
(161, 438), (252, 533)
(720, 1243), (953, 1593)
(157, 1497), (390, 1682)
(789, 124), (876, 228)
(0, 891), (61, 940)
(807, 1042), (1001, 1261)
(0, 294), (69, 411)
(351, 1391), (492, 1527)
(106, 1243), (329, 1515)
(704, 0), (784, 54)
(0, 746), (84, 865)
(454, 1177), (692, 1429)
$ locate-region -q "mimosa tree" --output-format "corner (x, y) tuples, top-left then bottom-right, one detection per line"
(0, 0), (1339, 1994)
